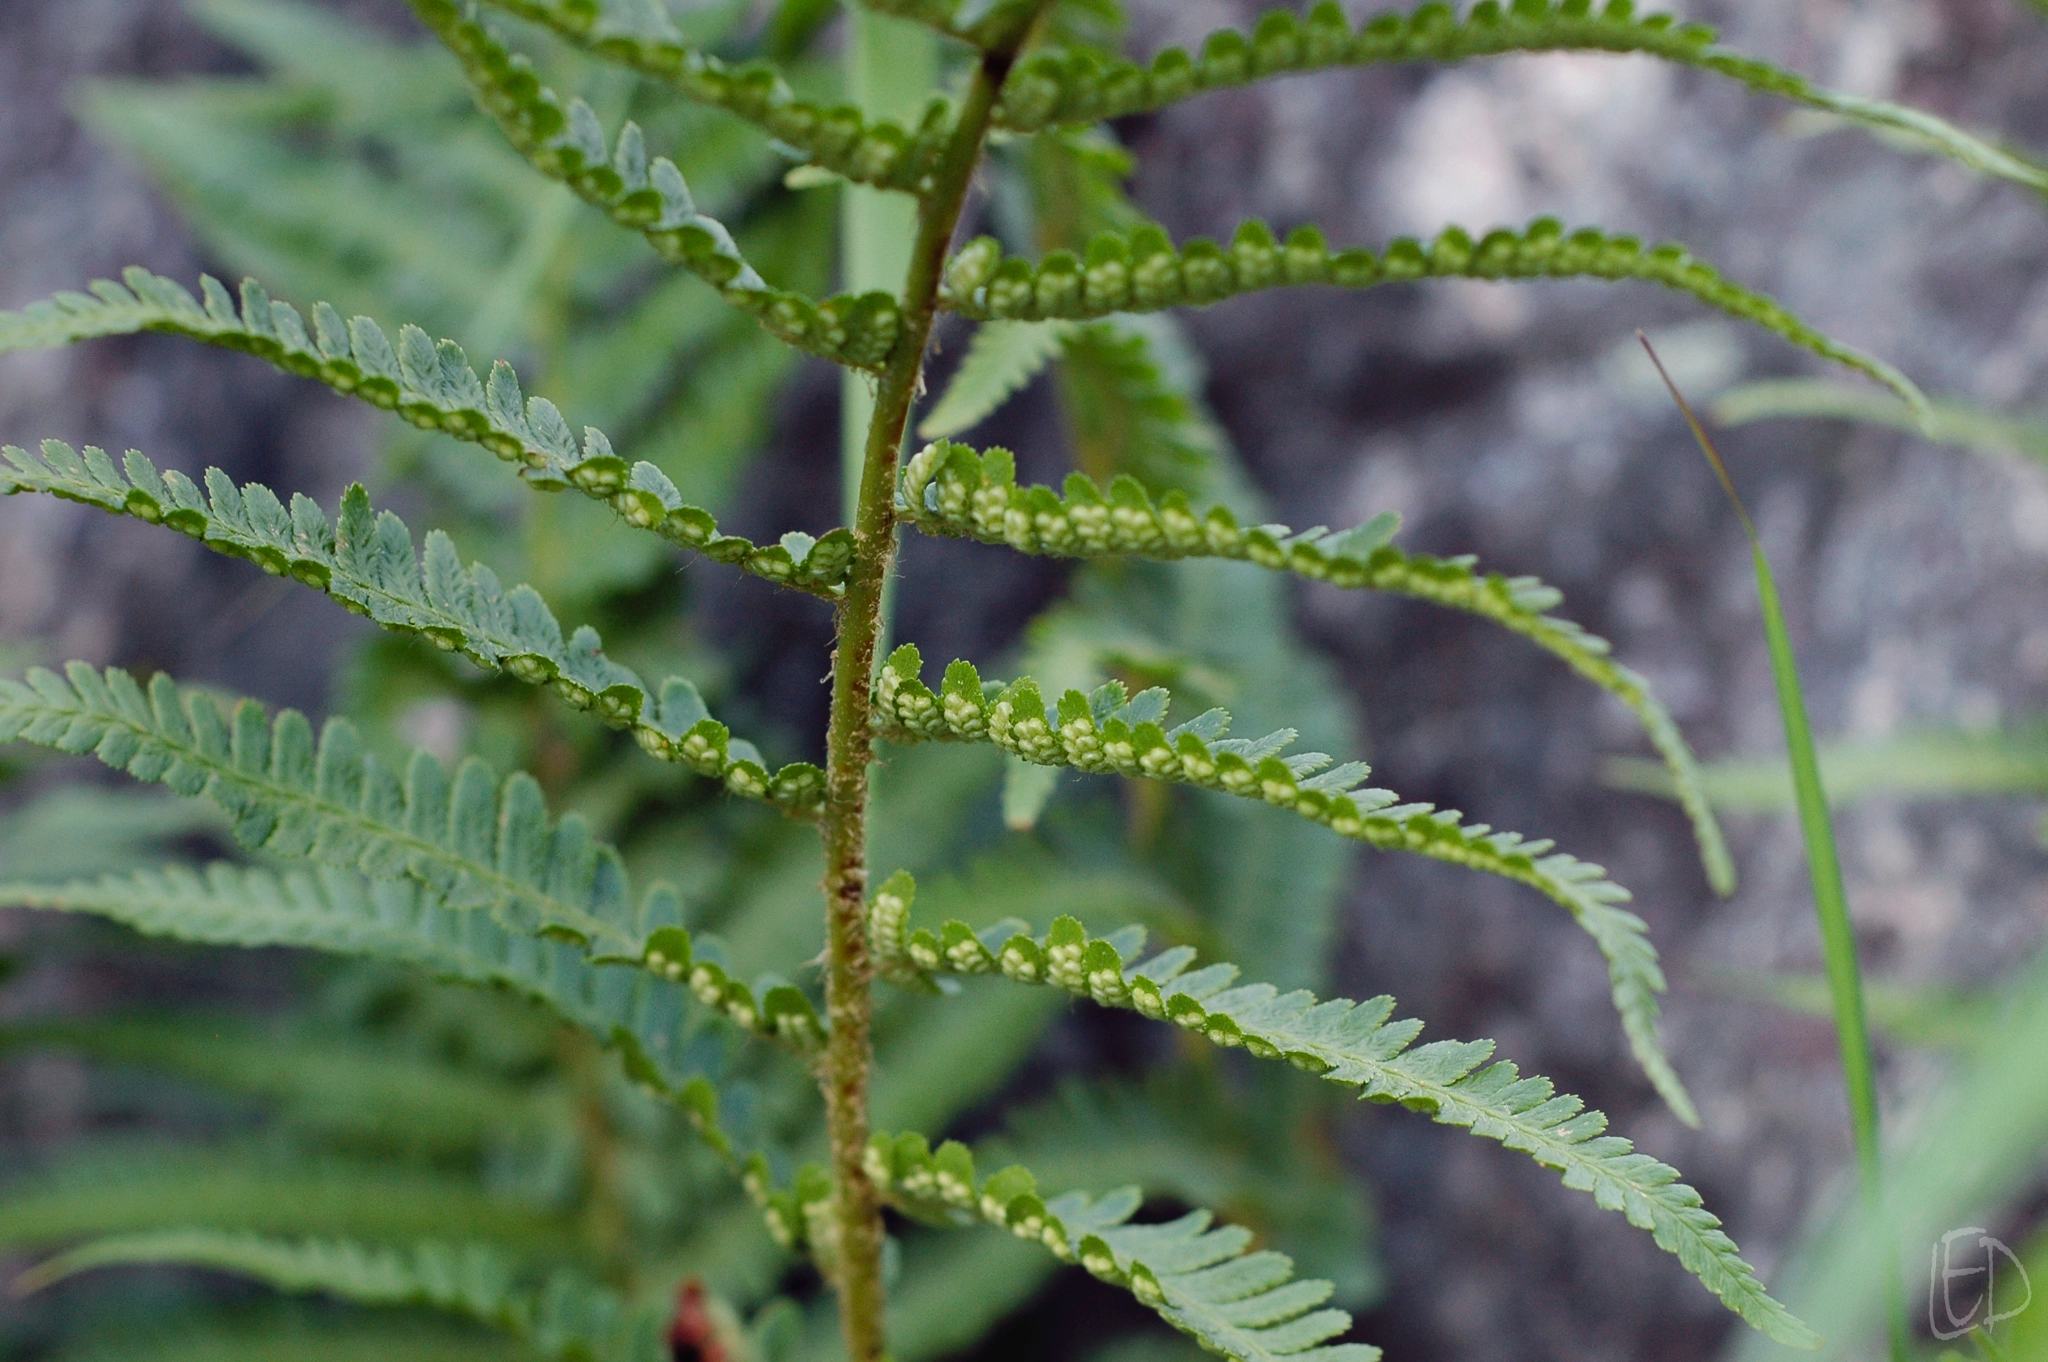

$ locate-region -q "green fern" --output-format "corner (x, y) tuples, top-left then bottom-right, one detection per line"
(0, 1016), (544, 1148)
(0, 0), (1934, 1349)
(938, 219), (1925, 417)
(1056, 315), (1225, 483)
(19, 1232), (665, 1362)
(868, 648), (1695, 1121)
(0, 664), (842, 1064)
(991, 0), (2048, 198)
(863, 894), (1816, 1348)
(0, 1147), (562, 1250)
(0, 441), (823, 806)
(1609, 723), (2048, 811)
(0, 864), (757, 1135)
(50, 1315), (527, 1362)
(1713, 377), (2048, 466)
(405, 0), (902, 370)
(980, 1073), (1379, 1303)
(0, 277), (855, 595)
(867, 1141), (1377, 1361)
(919, 320), (1073, 439)
(0, 664), (663, 954)
(898, 439), (1734, 895)
(857, 0), (1042, 49)
(473, 0), (956, 195)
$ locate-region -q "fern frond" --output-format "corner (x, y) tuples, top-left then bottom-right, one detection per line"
(50, 1315), (525, 1362)
(1056, 315), (1226, 484)
(919, 320), (1072, 439)
(0, 275), (856, 595)
(1713, 377), (2048, 465)
(405, 0), (901, 370)
(898, 439), (1733, 894)
(866, 1137), (1374, 1362)
(0, 664), (651, 954)
(938, 219), (1925, 416)
(0, 667), (839, 1055)
(857, 0), (1042, 50)
(0, 1147), (562, 1249)
(0, 440), (826, 812)
(0, 1016), (541, 1148)
(980, 1071), (1378, 1302)
(0, 864), (773, 1142)
(472, 0), (952, 195)
(1608, 722), (2048, 811)
(864, 904), (1816, 1347)
(990, 0), (2048, 198)
(18, 1232), (664, 1362)
(867, 644), (1693, 1122)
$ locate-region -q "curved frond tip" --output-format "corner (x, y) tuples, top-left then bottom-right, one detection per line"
(473, 0), (955, 195)
(0, 441), (825, 817)
(863, 882), (1817, 1348)
(409, 0), (901, 370)
(869, 647), (1695, 1122)
(898, 438), (1734, 895)
(871, 1132), (1376, 1362)
(938, 219), (1925, 419)
(0, 274), (855, 595)
(992, 0), (2048, 200)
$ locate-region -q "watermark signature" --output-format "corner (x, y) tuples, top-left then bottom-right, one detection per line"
(1931, 1228), (2032, 1341)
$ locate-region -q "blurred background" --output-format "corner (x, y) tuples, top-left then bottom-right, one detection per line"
(3, 1), (2048, 1359)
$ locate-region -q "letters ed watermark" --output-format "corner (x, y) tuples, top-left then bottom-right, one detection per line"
(1930, 1228), (2032, 1340)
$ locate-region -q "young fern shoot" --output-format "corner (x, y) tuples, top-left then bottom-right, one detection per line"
(9, 0), (2021, 1356)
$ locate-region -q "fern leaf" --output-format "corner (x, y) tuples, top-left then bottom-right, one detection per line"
(0, 665), (831, 1060)
(0, 440), (826, 813)
(898, 439), (1734, 895)
(0, 864), (775, 1146)
(864, 904), (1816, 1348)
(1712, 377), (2048, 465)
(0, 664), (643, 953)
(49, 1316), (525, 1362)
(938, 219), (1925, 417)
(982, 1072), (1378, 1303)
(0, 279), (858, 595)
(405, 0), (902, 370)
(990, 0), (2048, 199)
(867, 1135), (1376, 1361)
(918, 321), (1072, 439)
(0, 1016), (541, 1148)
(1610, 722), (2048, 812)
(856, 0), (1043, 48)
(17, 1231), (664, 1362)
(867, 644), (1695, 1123)
(0, 1147), (561, 1250)
(1057, 315), (1226, 485)
(472, 0), (952, 195)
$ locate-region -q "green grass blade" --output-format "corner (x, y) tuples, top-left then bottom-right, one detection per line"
(1748, 542), (1883, 1171)
(1643, 334), (1898, 1358)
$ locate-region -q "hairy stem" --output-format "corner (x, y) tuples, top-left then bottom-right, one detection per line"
(817, 50), (1014, 1362)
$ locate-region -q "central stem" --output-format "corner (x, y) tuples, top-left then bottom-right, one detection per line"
(817, 48), (1013, 1362)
